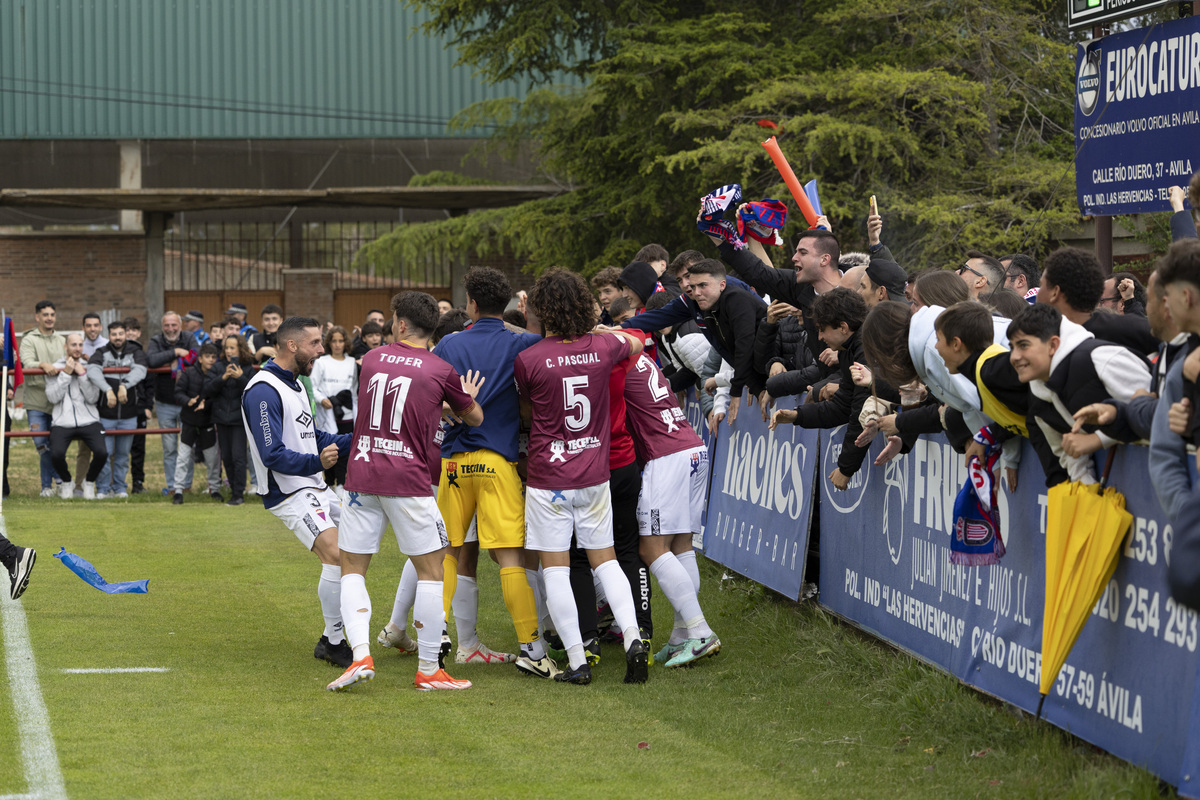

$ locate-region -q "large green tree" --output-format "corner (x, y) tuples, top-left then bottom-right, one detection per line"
(361, 0), (1079, 276)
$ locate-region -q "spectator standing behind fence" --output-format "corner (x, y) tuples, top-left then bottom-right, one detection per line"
(46, 333), (106, 500)
(172, 343), (223, 505)
(227, 303), (258, 339)
(251, 304), (283, 363)
(147, 312), (196, 498)
(310, 326), (356, 495)
(183, 311), (209, 348)
(204, 334), (256, 506)
(122, 318), (153, 494)
(19, 300), (65, 496)
(73, 312), (109, 495)
(87, 320), (148, 499)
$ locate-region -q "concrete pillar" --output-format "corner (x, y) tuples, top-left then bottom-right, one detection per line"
(283, 269), (336, 324)
(145, 212), (166, 327)
(118, 140), (143, 232)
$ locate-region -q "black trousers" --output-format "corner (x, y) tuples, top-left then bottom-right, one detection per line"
(216, 424), (247, 500)
(568, 461), (653, 639)
(130, 413), (147, 486)
(49, 423), (108, 482)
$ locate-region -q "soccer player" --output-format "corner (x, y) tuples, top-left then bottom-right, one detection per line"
(328, 291), (483, 692)
(514, 268), (650, 685)
(420, 267), (555, 676)
(623, 351), (720, 667)
(242, 316), (353, 670)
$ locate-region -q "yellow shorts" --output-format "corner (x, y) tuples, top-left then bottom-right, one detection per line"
(437, 451), (526, 549)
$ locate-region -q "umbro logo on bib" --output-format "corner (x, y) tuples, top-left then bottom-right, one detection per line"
(295, 411), (312, 427)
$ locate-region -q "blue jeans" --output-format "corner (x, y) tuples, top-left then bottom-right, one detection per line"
(155, 401), (186, 491)
(25, 408), (56, 490)
(97, 417), (137, 495)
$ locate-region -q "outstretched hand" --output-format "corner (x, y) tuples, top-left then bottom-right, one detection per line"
(460, 369), (486, 399)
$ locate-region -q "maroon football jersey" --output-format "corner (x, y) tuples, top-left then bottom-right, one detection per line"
(623, 353), (703, 462)
(514, 333), (631, 490)
(346, 342), (474, 497)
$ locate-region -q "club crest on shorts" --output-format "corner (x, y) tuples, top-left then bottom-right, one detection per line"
(446, 461), (459, 488)
(690, 452), (701, 475)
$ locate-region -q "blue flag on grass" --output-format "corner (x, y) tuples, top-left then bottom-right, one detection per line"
(53, 547), (149, 594)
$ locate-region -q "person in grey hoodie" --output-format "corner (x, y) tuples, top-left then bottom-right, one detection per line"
(46, 333), (106, 499)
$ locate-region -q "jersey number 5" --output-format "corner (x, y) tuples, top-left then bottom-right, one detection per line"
(562, 376), (590, 432)
(366, 372), (412, 434)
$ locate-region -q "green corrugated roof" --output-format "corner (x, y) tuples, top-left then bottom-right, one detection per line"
(0, 0), (556, 139)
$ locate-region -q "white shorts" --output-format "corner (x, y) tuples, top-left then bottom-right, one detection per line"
(524, 482), (612, 552)
(339, 493), (449, 557)
(637, 446), (708, 537)
(270, 487), (343, 550)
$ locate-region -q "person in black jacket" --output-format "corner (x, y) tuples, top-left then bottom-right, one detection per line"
(686, 259), (767, 424)
(204, 335), (257, 506)
(173, 343), (223, 504)
(756, 300), (820, 400)
(147, 311), (196, 496)
(86, 320), (149, 499)
(770, 289), (871, 489)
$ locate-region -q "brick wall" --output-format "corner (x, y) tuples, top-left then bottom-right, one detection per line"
(282, 269), (336, 323)
(1, 233), (146, 333)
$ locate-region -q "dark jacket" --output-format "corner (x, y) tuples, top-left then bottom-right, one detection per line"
(1084, 312), (1158, 358)
(87, 341), (149, 420)
(702, 283), (767, 398)
(619, 261), (661, 306)
(792, 330), (871, 476)
(251, 330), (278, 363)
(203, 359), (256, 427)
(147, 330), (196, 404)
(175, 362), (214, 427)
(623, 279), (763, 369)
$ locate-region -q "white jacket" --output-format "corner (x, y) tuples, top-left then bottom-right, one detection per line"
(46, 358), (101, 428)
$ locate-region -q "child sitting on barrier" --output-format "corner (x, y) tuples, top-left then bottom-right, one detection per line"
(1007, 303), (1150, 485)
(769, 288), (870, 490)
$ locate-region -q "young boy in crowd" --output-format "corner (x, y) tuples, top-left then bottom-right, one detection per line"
(769, 288), (870, 490)
(1007, 304), (1150, 484)
(173, 343), (224, 503)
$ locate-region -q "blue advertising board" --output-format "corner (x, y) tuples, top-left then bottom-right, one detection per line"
(818, 433), (1200, 791)
(700, 396), (818, 600)
(1075, 14), (1200, 215)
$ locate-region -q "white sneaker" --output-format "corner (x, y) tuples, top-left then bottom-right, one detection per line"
(39, 488), (55, 498)
(96, 492), (109, 500)
(59, 480), (75, 500)
(116, 491), (129, 499)
(377, 626), (419, 653)
(82, 481), (97, 500)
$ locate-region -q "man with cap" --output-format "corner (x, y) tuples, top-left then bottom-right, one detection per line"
(619, 261), (669, 362)
(184, 311), (210, 348)
(857, 258), (908, 308)
(227, 303), (258, 339)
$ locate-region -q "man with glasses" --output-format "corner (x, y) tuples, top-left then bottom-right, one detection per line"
(955, 251), (1006, 300)
(1000, 254), (1041, 303)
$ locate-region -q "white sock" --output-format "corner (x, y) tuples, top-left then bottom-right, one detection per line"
(453, 576), (480, 651)
(414, 580), (445, 668)
(650, 553), (713, 639)
(543, 566), (585, 669)
(338, 572), (371, 660)
(388, 559), (418, 633)
(592, 568), (608, 606)
(678, 549), (701, 592)
(593, 559), (638, 650)
(527, 567), (548, 634)
(319, 563), (345, 645)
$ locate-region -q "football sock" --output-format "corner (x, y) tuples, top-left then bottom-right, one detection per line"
(319, 563), (345, 645)
(526, 567), (548, 634)
(593, 559), (638, 651)
(678, 549), (701, 592)
(453, 576), (480, 651)
(441, 553), (459, 618)
(543, 566), (585, 669)
(387, 559), (418, 633)
(592, 568), (608, 606)
(339, 572), (371, 659)
(650, 553), (713, 639)
(500, 566), (541, 651)
(414, 580), (445, 666)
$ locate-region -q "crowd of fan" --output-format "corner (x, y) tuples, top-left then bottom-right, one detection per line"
(4, 295), (491, 505)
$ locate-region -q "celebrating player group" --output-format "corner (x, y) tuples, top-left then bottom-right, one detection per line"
(241, 265), (719, 692)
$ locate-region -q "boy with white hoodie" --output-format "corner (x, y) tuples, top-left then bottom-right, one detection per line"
(1007, 304), (1150, 484)
(46, 333), (107, 499)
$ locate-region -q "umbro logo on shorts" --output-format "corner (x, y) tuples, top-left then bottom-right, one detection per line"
(295, 411), (313, 427)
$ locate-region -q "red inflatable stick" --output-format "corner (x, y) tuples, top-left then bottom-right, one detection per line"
(761, 136), (819, 228)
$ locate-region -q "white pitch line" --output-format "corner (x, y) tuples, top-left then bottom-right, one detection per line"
(1, 516), (67, 800)
(60, 668), (169, 674)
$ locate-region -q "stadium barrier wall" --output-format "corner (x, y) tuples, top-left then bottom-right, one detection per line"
(691, 392), (1200, 795)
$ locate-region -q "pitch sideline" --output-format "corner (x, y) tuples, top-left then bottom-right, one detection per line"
(1, 515), (67, 800)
